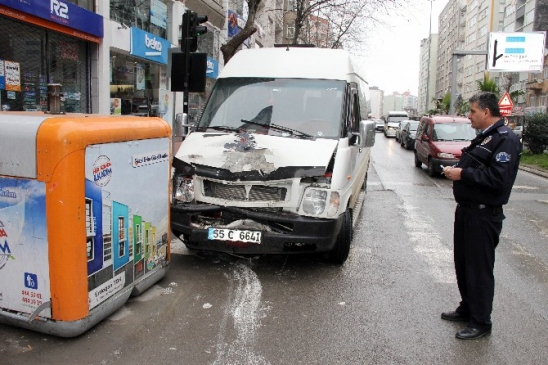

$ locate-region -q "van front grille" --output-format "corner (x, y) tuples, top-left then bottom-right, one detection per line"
(203, 180), (287, 202)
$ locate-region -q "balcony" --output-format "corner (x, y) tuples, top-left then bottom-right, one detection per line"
(526, 80), (544, 90)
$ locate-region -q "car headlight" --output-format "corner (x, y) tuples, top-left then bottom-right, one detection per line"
(302, 188), (327, 215)
(438, 152), (455, 158)
(174, 175), (194, 202)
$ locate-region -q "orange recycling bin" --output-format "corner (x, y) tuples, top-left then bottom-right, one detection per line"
(0, 112), (171, 337)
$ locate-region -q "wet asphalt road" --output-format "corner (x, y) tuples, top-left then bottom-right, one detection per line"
(1, 133), (548, 365)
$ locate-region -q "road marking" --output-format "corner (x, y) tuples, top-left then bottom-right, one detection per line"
(401, 203), (455, 284)
(213, 264), (269, 365)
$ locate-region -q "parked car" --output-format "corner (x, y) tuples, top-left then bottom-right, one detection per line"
(414, 115), (476, 176)
(374, 119), (385, 132)
(400, 120), (419, 149)
(395, 119), (412, 142)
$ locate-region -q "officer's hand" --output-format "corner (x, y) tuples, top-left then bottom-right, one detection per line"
(442, 166), (462, 181)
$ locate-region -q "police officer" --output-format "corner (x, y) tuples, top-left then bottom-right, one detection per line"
(442, 92), (521, 340)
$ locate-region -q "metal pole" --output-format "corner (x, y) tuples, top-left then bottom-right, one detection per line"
(449, 50), (488, 115)
(425, 0), (434, 114)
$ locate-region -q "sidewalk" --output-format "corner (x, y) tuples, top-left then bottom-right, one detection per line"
(519, 164), (548, 179)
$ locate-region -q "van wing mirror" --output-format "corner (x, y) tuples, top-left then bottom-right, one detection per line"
(358, 120), (375, 148)
(421, 134), (429, 141)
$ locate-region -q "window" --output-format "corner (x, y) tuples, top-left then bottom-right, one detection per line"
(118, 216), (125, 257)
(286, 24), (295, 39)
(530, 95), (537, 107)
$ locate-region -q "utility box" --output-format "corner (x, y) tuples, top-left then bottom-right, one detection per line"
(0, 112), (172, 337)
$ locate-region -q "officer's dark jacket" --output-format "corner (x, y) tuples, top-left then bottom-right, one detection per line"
(453, 119), (521, 206)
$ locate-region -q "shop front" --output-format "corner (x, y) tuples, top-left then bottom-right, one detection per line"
(109, 27), (171, 118)
(0, 1), (103, 113)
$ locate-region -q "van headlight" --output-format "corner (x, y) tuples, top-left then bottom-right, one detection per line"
(174, 175), (194, 202)
(438, 152), (455, 158)
(302, 189), (327, 215)
(327, 191), (340, 217)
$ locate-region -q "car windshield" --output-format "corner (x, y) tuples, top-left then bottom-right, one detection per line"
(432, 123), (476, 141)
(196, 78), (345, 139)
(409, 121), (419, 131)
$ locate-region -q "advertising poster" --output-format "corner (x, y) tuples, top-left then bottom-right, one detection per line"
(158, 89), (170, 114)
(84, 138), (169, 309)
(110, 98), (122, 115)
(135, 64), (145, 90)
(150, 0), (167, 29)
(0, 60), (5, 90)
(4, 60), (21, 92)
(228, 10), (240, 37)
(0, 178), (51, 318)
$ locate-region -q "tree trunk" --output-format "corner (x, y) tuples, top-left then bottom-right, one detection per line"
(220, 0), (261, 64)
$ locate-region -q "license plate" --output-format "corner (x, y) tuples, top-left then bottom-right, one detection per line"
(207, 228), (262, 244)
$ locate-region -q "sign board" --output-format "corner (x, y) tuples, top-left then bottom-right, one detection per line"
(487, 32), (546, 72)
(498, 92), (514, 107)
(500, 107), (512, 117)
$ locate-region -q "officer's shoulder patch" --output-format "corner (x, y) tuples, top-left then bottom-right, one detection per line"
(481, 135), (492, 145)
(495, 152), (511, 162)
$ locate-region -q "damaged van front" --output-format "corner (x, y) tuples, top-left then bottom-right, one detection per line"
(171, 47), (375, 264)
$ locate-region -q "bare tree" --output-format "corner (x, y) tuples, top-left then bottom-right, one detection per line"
(292, 0), (401, 48)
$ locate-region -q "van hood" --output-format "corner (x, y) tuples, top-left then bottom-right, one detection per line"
(174, 132), (339, 178)
(432, 141), (471, 156)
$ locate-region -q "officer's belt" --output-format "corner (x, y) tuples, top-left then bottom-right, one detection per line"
(457, 202), (502, 213)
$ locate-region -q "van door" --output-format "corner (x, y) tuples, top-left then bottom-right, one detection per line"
(415, 120), (431, 164)
(348, 85), (367, 209)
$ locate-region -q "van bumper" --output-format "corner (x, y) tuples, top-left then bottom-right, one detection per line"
(171, 204), (344, 255)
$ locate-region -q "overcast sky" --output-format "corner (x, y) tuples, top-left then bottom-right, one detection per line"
(352, 0), (449, 96)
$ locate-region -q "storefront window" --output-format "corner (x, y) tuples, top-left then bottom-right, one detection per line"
(110, 53), (165, 117)
(110, 0), (167, 39)
(0, 16), (89, 112)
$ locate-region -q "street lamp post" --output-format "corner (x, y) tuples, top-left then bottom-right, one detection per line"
(425, 0), (435, 115)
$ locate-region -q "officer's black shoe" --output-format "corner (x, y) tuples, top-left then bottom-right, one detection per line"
(441, 311), (470, 322)
(456, 326), (491, 340)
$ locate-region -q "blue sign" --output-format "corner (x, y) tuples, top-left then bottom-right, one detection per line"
(130, 27), (171, 65)
(206, 57), (219, 79)
(24, 272), (38, 290)
(0, 0), (103, 38)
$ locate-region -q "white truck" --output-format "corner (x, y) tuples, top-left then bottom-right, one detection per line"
(171, 46), (375, 264)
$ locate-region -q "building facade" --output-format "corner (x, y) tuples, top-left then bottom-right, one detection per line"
(418, 34), (438, 115)
(368, 86), (384, 119)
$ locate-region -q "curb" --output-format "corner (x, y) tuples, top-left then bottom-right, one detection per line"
(519, 165), (548, 179)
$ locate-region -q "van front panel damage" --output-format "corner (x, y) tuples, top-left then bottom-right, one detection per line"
(171, 132), (343, 254)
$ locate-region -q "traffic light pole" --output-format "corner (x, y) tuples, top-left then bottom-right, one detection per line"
(182, 10), (192, 116)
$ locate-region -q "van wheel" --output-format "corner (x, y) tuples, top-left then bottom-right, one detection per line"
(414, 151), (422, 167)
(427, 158), (437, 177)
(326, 209), (352, 265)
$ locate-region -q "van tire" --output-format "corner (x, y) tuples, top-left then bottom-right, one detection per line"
(427, 158), (437, 177)
(327, 209), (352, 265)
(414, 151), (422, 167)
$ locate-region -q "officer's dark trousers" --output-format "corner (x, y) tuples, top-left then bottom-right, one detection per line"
(453, 205), (504, 329)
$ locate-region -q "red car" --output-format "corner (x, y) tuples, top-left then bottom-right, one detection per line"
(414, 115), (477, 176)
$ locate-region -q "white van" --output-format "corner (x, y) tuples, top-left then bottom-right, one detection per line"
(171, 46), (375, 264)
(383, 111), (409, 137)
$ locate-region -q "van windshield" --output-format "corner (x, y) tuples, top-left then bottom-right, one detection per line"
(432, 123), (476, 141)
(196, 78), (345, 138)
(387, 116), (407, 123)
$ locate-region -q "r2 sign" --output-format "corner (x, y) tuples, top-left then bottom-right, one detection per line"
(51, 0), (69, 20)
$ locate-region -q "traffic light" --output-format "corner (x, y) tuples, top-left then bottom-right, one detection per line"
(181, 10), (208, 53)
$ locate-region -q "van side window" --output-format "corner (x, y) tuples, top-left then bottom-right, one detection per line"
(352, 95), (360, 133)
(424, 123), (431, 138)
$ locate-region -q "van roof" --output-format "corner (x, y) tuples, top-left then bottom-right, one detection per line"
(219, 47), (364, 82)
(422, 115), (470, 123)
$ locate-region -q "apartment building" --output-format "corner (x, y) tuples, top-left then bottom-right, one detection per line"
(368, 86), (384, 119)
(418, 34), (438, 115)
